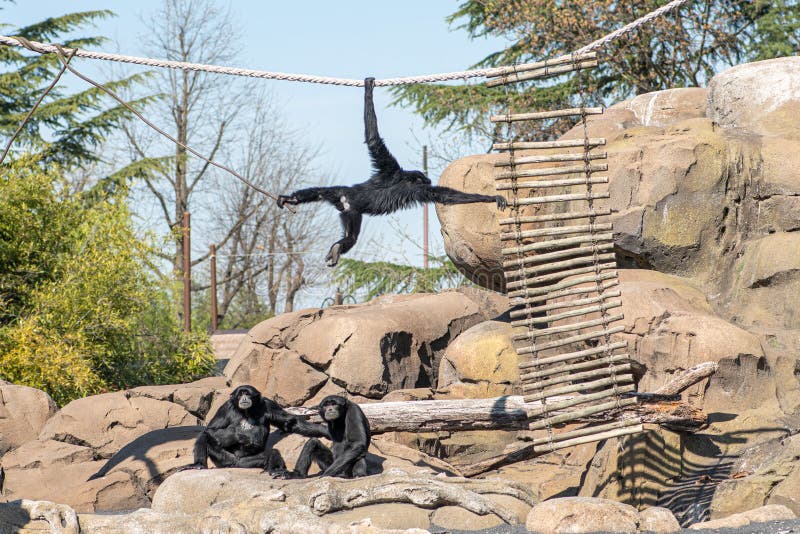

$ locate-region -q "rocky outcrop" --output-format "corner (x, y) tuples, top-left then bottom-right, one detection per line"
(525, 497), (681, 533)
(689, 504), (796, 530)
(0, 385), (57, 455)
(224, 292), (492, 404)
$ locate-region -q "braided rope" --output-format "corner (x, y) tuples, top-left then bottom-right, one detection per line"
(0, 0), (691, 87)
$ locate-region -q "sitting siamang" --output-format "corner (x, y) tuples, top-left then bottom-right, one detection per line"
(291, 395), (371, 478)
(184, 385), (299, 477)
(277, 77), (508, 266)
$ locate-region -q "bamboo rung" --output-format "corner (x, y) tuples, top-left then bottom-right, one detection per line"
(526, 383), (635, 415)
(527, 397), (637, 430)
(496, 163), (608, 180)
(511, 291), (622, 322)
(496, 176), (609, 191)
(503, 243), (613, 270)
(495, 152), (607, 167)
(518, 341), (628, 370)
(505, 254), (616, 286)
(487, 52), (597, 78)
(511, 299), (622, 326)
(522, 362), (632, 391)
(509, 269), (617, 301)
(499, 208), (612, 226)
(501, 222), (613, 241)
(487, 60), (599, 87)
(531, 418), (642, 447)
(502, 233), (613, 256)
(510, 272), (619, 308)
(511, 282), (620, 319)
(513, 313), (625, 341)
(532, 423), (643, 452)
(520, 353), (630, 381)
(507, 264), (617, 298)
(493, 138), (606, 152)
(512, 192), (610, 207)
(523, 374), (634, 401)
(516, 325), (625, 355)
(491, 107), (603, 123)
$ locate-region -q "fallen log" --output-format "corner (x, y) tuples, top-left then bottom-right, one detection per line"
(287, 361), (717, 436)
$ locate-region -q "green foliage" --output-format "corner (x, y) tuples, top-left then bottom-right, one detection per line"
(0, 162), (215, 405)
(394, 0), (800, 140)
(0, 10), (154, 167)
(333, 256), (466, 302)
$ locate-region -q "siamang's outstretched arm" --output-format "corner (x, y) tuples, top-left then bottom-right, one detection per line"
(421, 185), (507, 209)
(290, 418), (331, 439)
(364, 77), (401, 178)
(277, 186), (342, 209)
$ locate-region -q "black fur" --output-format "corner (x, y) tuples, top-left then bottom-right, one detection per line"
(291, 395), (371, 478)
(184, 385), (298, 476)
(277, 77), (507, 266)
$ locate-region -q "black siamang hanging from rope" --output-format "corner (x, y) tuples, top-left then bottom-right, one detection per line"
(277, 77), (508, 267)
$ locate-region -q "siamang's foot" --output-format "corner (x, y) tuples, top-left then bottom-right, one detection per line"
(495, 195), (508, 210)
(269, 469), (298, 480)
(177, 463), (207, 472)
(364, 77), (375, 91)
(326, 243), (342, 267)
(276, 195), (297, 209)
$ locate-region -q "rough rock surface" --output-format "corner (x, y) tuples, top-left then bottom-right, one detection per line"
(689, 504), (796, 530)
(224, 292), (491, 404)
(525, 497), (641, 533)
(0, 385), (57, 455)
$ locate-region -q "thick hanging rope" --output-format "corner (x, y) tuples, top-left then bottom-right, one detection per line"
(0, 0), (692, 87)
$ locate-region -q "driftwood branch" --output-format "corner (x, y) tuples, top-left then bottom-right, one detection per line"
(288, 361), (717, 435)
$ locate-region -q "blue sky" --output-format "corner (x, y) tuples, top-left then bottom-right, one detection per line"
(7, 1), (509, 268)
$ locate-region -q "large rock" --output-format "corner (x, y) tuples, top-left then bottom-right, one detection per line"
(0, 385), (57, 455)
(525, 497), (641, 533)
(39, 391), (198, 458)
(127, 376), (228, 420)
(225, 292), (490, 403)
(689, 504), (796, 530)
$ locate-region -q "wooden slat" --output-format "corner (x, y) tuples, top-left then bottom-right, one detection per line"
(523, 374), (634, 401)
(496, 163), (608, 180)
(493, 138), (606, 152)
(502, 233), (613, 256)
(531, 418), (642, 447)
(518, 341), (628, 370)
(487, 60), (599, 87)
(512, 192), (609, 207)
(511, 291), (621, 320)
(527, 397), (638, 430)
(520, 353), (630, 381)
(513, 313), (624, 341)
(491, 107), (603, 123)
(507, 264), (617, 298)
(522, 363), (632, 392)
(503, 243), (613, 270)
(494, 152), (607, 167)
(487, 52), (597, 78)
(533, 423), (643, 452)
(499, 208), (612, 226)
(509, 273), (619, 308)
(525, 383), (635, 414)
(516, 325), (625, 355)
(496, 176), (608, 191)
(510, 299), (622, 326)
(501, 222), (612, 241)
(505, 253), (616, 282)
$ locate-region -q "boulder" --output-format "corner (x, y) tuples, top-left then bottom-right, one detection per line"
(639, 506), (681, 533)
(525, 497), (640, 533)
(0, 385), (57, 455)
(709, 434), (800, 517)
(689, 504), (796, 530)
(225, 292), (488, 403)
(437, 320), (519, 398)
(127, 376), (228, 420)
(38, 391), (198, 458)
(707, 56), (800, 137)
(0, 500), (79, 534)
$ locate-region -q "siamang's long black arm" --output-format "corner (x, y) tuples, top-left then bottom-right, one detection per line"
(291, 419), (331, 439)
(419, 185), (507, 208)
(277, 186), (343, 209)
(364, 77), (401, 177)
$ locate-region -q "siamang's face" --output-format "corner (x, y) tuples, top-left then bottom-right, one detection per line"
(319, 398), (345, 422)
(409, 170), (431, 185)
(232, 385), (260, 411)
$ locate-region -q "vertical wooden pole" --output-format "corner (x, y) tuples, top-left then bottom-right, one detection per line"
(334, 288), (343, 306)
(182, 212), (191, 332)
(422, 145), (429, 269)
(210, 244), (218, 333)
